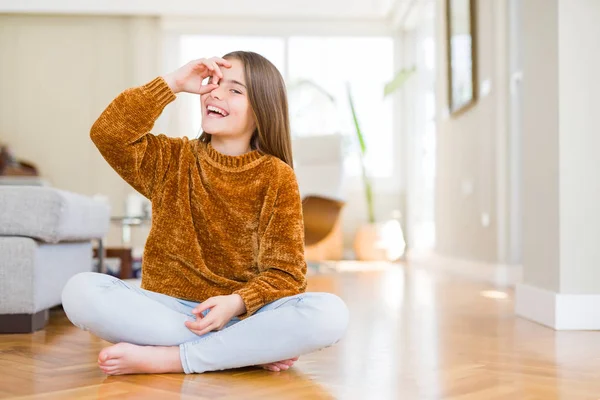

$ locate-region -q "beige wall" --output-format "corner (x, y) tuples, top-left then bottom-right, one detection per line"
(521, 0), (560, 292)
(434, 0), (508, 263)
(0, 14), (161, 246)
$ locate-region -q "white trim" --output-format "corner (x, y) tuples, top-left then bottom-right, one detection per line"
(516, 283), (600, 330)
(514, 283), (556, 328)
(407, 251), (522, 287)
(507, 0), (524, 265)
(388, 0), (417, 30)
(494, 0), (510, 265)
(161, 17), (393, 36)
(0, 0), (388, 19)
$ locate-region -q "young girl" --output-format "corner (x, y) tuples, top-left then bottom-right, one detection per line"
(61, 51), (349, 375)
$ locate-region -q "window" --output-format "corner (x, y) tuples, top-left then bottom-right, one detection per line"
(178, 35), (394, 177)
(287, 37), (394, 177)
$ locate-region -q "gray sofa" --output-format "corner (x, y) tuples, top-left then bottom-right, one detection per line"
(0, 186), (110, 333)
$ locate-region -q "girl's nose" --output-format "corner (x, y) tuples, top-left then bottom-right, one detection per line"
(210, 85), (224, 100)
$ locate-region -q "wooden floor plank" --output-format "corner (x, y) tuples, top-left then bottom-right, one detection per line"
(2, 263), (600, 399)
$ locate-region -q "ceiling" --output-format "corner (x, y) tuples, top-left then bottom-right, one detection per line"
(0, 0), (414, 22)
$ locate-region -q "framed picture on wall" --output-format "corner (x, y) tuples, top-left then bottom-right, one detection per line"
(446, 0), (477, 115)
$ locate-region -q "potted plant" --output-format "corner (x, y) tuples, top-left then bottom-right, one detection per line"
(348, 67), (415, 261)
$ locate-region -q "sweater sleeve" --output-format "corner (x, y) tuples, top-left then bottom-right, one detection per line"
(233, 165), (308, 318)
(90, 77), (179, 200)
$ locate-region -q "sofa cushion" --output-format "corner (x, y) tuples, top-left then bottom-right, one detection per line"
(0, 186), (110, 243)
(0, 237), (93, 314)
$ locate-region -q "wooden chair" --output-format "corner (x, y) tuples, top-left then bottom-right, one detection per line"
(302, 195), (345, 261)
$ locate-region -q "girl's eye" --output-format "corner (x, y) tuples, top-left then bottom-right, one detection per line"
(231, 89), (242, 94)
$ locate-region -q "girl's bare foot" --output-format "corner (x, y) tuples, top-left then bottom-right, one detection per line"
(97, 342), (183, 375)
(260, 356), (299, 372)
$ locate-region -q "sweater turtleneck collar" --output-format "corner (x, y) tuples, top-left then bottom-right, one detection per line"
(200, 141), (265, 169)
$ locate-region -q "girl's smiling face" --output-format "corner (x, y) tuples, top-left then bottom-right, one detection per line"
(200, 58), (256, 139)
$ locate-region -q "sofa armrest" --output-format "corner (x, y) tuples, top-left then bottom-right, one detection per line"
(0, 187), (110, 243)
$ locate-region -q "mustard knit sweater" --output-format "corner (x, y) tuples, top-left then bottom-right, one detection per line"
(90, 77), (307, 318)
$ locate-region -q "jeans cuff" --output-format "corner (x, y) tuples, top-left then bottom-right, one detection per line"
(179, 343), (192, 374)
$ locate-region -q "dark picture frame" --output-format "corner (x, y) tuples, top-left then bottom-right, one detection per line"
(446, 0), (477, 115)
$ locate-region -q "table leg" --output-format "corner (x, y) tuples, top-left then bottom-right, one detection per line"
(97, 238), (105, 274)
(119, 249), (133, 280)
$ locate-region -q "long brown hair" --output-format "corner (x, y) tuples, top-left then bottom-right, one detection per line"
(198, 51), (293, 168)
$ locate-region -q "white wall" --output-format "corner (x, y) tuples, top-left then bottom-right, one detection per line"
(557, 0), (600, 293)
(520, 0), (600, 294)
(517, 0), (600, 330)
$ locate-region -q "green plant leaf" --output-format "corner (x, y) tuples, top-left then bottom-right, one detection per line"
(347, 82), (375, 223)
(383, 66), (416, 97)
(346, 83), (367, 156)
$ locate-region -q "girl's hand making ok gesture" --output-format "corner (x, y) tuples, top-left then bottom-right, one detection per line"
(162, 57), (232, 95)
(185, 294), (246, 336)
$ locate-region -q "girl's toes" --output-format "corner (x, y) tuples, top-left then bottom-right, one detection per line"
(98, 343), (127, 363)
(98, 359), (119, 367)
(100, 366), (118, 375)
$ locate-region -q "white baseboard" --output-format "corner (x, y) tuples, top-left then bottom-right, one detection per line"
(406, 251), (522, 287)
(514, 283), (556, 327)
(516, 283), (600, 330)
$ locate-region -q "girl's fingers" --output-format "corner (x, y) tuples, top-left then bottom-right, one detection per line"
(192, 58), (210, 72)
(207, 61), (223, 85)
(213, 57), (232, 68)
(201, 60), (220, 83)
(197, 323), (218, 336)
(202, 58), (214, 70)
(185, 316), (211, 331)
(189, 57), (230, 84)
(212, 61), (222, 77)
(193, 308), (206, 317)
(188, 319), (218, 336)
(193, 59), (213, 79)
(193, 299), (216, 314)
(191, 57), (229, 72)
(197, 83), (219, 95)
(210, 57), (231, 84)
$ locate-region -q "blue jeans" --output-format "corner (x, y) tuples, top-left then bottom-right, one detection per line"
(61, 272), (349, 374)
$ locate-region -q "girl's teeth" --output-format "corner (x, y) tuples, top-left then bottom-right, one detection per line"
(208, 106), (227, 116)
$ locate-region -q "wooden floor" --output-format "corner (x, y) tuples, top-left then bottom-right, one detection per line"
(2, 262), (600, 399)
